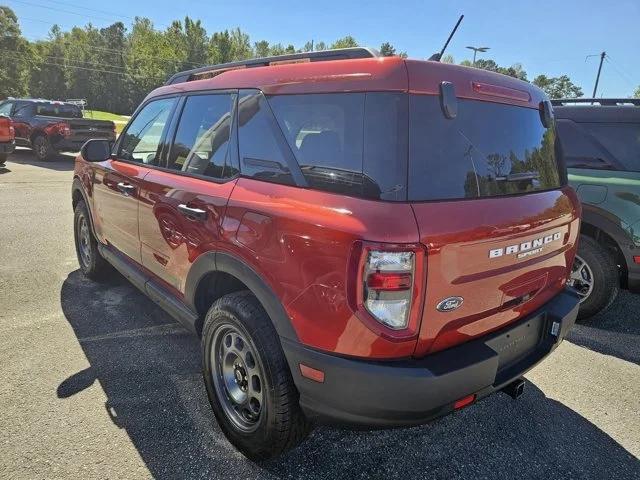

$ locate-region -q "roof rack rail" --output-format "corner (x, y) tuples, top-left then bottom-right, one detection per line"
(551, 98), (640, 107)
(165, 47), (380, 85)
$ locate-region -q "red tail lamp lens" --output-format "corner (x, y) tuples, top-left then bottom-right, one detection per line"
(634, 256), (640, 265)
(367, 272), (412, 291)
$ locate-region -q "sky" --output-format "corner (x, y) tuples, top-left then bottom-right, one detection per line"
(7, 0), (640, 97)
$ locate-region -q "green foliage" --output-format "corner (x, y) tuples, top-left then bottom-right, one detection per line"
(634, 85), (640, 98)
(472, 59), (528, 81)
(0, 6), (30, 98)
(0, 6), (589, 114)
(533, 74), (583, 99)
(379, 42), (396, 56)
(331, 36), (358, 49)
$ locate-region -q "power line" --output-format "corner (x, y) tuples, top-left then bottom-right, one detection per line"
(10, 0), (124, 24)
(604, 56), (636, 88)
(1, 50), (166, 80)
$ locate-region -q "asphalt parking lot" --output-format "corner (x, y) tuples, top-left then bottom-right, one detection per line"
(1, 150), (639, 480)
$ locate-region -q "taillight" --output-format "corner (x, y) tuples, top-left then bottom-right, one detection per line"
(350, 242), (426, 339)
(8, 124), (14, 140)
(59, 123), (71, 137)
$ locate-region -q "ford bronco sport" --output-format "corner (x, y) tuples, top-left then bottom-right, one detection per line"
(72, 48), (581, 460)
(553, 98), (640, 319)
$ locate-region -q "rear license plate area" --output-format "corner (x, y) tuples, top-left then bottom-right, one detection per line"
(486, 315), (544, 374)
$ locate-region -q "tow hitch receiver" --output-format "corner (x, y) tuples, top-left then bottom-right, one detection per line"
(501, 378), (526, 399)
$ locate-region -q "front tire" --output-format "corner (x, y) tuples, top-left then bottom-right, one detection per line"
(74, 200), (110, 280)
(0, 153), (7, 166)
(571, 234), (619, 320)
(202, 291), (310, 460)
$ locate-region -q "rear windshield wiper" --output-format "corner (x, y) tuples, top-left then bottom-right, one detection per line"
(495, 172), (540, 182)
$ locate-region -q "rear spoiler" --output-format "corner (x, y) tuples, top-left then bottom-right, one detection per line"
(165, 47), (379, 85)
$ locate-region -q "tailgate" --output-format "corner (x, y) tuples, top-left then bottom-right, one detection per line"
(412, 187), (580, 356)
(0, 116), (13, 142)
(68, 119), (115, 141)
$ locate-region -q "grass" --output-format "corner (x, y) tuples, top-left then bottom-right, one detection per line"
(83, 110), (130, 134)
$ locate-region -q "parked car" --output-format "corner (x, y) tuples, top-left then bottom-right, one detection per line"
(72, 48), (581, 460)
(553, 98), (640, 319)
(0, 114), (15, 167)
(0, 99), (116, 161)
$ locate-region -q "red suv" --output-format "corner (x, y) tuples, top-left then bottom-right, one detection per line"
(72, 48), (581, 460)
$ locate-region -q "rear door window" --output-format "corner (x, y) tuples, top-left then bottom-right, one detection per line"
(237, 90), (296, 186)
(409, 95), (561, 201)
(168, 93), (237, 179)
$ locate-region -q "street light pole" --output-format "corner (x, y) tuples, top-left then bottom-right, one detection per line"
(466, 46), (490, 66)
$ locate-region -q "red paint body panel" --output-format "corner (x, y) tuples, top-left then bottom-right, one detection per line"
(148, 56), (409, 98)
(139, 169), (237, 293)
(221, 178), (420, 358)
(0, 116), (14, 142)
(411, 186), (581, 356)
(405, 60), (546, 109)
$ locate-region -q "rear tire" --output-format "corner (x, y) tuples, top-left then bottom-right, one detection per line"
(0, 153), (6, 167)
(74, 200), (110, 280)
(572, 234), (619, 321)
(33, 135), (54, 161)
(202, 291), (310, 460)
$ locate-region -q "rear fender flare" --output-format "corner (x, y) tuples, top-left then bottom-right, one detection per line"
(185, 251), (299, 341)
(581, 204), (637, 270)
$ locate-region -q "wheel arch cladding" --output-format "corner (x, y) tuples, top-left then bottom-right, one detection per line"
(185, 251), (299, 341)
(72, 177), (98, 238)
(581, 204), (636, 269)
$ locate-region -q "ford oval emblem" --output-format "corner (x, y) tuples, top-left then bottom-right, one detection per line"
(436, 296), (464, 312)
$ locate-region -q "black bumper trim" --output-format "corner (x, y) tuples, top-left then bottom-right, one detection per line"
(282, 288), (579, 427)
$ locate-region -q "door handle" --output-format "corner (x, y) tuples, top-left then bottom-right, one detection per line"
(178, 204), (207, 221)
(116, 182), (136, 196)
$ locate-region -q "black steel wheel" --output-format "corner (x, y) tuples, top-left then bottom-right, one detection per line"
(202, 291), (310, 460)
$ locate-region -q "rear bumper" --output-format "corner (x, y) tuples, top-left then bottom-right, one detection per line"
(0, 140), (15, 155)
(283, 288), (579, 428)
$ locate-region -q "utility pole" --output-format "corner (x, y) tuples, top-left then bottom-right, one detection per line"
(592, 51), (606, 98)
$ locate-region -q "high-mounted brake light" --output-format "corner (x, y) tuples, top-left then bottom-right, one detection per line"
(53, 122), (71, 137)
(472, 81), (531, 102)
(351, 242), (426, 339)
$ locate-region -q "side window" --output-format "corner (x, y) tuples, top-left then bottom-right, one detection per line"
(268, 93), (365, 195)
(13, 102), (33, 118)
(168, 93), (237, 179)
(118, 97), (177, 165)
(0, 102), (13, 116)
(584, 123), (640, 172)
(237, 90), (295, 186)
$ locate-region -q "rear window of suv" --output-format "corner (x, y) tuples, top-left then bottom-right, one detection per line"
(408, 95), (561, 201)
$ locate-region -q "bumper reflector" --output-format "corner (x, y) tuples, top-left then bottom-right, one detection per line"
(300, 364), (325, 383)
(634, 256), (640, 264)
(453, 394), (476, 410)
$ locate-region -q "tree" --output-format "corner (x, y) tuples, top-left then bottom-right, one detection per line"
(634, 86), (640, 98)
(472, 58), (527, 81)
(209, 30), (233, 64)
(0, 6), (31, 98)
(441, 54), (455, 64)
(379, 42), (396, 56)
(331, 36), (358, 49)
(254, 40), (270, 58)
(533, 74), (583, 99)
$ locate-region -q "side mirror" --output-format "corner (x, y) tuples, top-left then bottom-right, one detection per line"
(81, 139), (113, 162)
